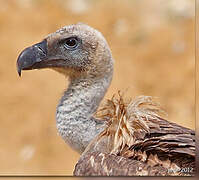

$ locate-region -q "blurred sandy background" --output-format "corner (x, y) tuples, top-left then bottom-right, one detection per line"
(0, 0), (195, 176)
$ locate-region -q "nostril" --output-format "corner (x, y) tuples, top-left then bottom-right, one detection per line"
(34, 39), (47, 57)
(37, 45), (46, 56)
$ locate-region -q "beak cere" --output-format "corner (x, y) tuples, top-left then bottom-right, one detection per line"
(17, 39), (47, 76)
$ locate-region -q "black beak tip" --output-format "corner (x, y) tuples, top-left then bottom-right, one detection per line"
(17, 67), (21, 77)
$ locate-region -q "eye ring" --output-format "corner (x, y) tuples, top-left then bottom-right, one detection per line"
(64, 37), (78, 49)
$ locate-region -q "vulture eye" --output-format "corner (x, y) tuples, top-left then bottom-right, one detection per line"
(63, 37), (79, 49)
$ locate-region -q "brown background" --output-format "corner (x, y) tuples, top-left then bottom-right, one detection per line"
(0, 0), (195, 176)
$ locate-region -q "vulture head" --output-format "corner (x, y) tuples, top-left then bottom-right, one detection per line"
(17, 23), (113, 80)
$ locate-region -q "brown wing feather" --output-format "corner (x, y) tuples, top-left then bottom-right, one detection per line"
(74, 151), (174, 176)
(74, 150), (194, 176)
(126, 118), (195, 172)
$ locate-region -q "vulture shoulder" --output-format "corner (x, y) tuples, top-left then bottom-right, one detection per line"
(74, 94), (195, 176)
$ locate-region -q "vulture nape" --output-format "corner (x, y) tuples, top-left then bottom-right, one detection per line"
(17, 23), (195, 176)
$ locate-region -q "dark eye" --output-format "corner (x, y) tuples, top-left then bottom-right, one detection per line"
(64, 37), (78, 49)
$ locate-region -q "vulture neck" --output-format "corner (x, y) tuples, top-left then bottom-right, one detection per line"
(56, 74), (112, 154)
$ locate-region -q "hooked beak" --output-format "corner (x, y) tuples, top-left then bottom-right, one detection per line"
(16, 39), (47, 76)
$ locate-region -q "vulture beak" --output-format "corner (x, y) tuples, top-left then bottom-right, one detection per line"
(17, 40), (47, 76)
